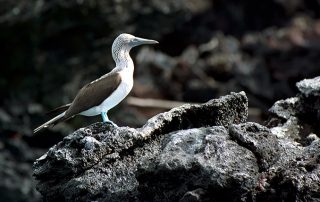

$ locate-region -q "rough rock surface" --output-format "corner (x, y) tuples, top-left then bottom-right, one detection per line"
(263, 76), (320, 201)
(33, 81), (320, 201)
(34, 92), (248, 201)
(268, 76), (320, 143)
(296, 77), (320, 97)
(0, 137), (41, 202)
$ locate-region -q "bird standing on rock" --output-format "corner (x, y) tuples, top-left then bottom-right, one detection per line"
(34, 33), (158, 133)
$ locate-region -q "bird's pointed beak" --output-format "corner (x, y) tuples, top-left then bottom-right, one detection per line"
(131, 37), (158, 46)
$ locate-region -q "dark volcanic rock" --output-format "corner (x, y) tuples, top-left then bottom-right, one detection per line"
(229, 123), (280, 171)
(262, 76), (320, 201)
(255, 139), (320, 202)
(296, 77), (320, 97)
(268, 76), (320, 143)
(297, 77), (320, 124)
(33, 92), (248, 201)
(0, 137), (41, 202)
(33, 86), (320, 201)
(137, 126), (258, 202)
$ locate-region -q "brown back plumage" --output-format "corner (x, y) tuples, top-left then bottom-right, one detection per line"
(64, 71), (122, 119)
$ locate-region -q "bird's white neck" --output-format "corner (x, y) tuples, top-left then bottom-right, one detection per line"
(113, 48), (134, 72)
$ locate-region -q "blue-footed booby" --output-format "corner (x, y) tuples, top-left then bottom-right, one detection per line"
(34, 33), (158, 133)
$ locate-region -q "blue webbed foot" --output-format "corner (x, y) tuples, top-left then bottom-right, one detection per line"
(105, 120), (118, 127)
(101, 112), (118, 127)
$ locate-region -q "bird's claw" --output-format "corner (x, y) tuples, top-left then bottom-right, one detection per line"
(104, 120), (118, 127)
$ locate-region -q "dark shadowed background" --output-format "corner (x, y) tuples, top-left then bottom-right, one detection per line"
(0, 0), (320, 201)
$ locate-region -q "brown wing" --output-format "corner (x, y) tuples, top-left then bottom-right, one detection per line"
(64, 71), (122, 118)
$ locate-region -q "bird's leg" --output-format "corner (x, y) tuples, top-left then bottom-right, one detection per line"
(101, 111), (109, 122)
(101, 112), (118, 127)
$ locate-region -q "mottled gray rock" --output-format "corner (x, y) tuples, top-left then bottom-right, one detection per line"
(261, 77), (320, 201)
(33, 92), (248, 201)
(268, 97), (302, 140)
(0, 138), (41, 202)
(136, 126), (259, 201)
(268, 76), (320, 143)
(298, 78), (320, 125)
(296, 76), (320, 97)
(229, 123), (280, 171)
(255, 139), (320, 202)
(269, 97), (300, 120)
(33, 88), (320, 201)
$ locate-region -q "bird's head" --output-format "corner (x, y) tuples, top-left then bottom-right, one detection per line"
(112, 33), (158, 51)
(111, 33), (158, 64)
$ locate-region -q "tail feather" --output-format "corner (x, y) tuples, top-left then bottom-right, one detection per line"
(46, 103), (71, 116)
(34, 112), (66, 134)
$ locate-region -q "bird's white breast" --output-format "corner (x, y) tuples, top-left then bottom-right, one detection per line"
(80, 67), (134, 116)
